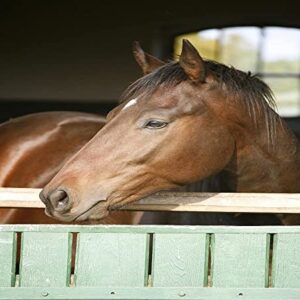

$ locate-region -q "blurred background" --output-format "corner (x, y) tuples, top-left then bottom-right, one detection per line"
(0, 0), (299, 136)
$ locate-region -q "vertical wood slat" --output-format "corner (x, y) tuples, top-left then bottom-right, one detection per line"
(0, 232), (16, 287)
(152, 233), (208, 287)
(272, 233), (300, 288)
(212, 233), (269, 287)
(75, 233), (148, 287)
(19, 232), (71, 287)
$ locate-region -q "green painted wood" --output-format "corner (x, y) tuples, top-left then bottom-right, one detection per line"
(152, 233), (208, 287)
(272, 233), (300, 288)
(0, 232), (16, 287)
(0, 225), (299, 294)
(19, 232), (71, 287)
(212, 233), (269, 287)
(1, 287), (300, 300)
(75, 233), (148, 287)
(1, 224), (300, 234)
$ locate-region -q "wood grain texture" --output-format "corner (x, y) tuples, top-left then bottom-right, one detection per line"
(75, 233), (148, 287)
(272, 233), (300, 287)
(1, 287), (300, 300)
(0, 188), (44, 208)
(152, 233), (208, 287)
(1, 224), (300, 234)
(0, 225), (300, 295)
(0, 232), (16, 287)
(19, 232), (71, 287)
(1, 188), (300, 213)
(211, 233), (269, 287)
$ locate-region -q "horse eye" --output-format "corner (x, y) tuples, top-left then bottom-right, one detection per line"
(144, 120), (168, 129)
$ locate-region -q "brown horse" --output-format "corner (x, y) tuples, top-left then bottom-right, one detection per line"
(0, 111), (141, 224)
(41, 40), (300, 224)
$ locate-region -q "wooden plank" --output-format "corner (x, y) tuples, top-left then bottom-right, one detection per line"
(1, 188), (300, 213)
(211, 233), (269, 287)
(152, 233), (208, 287)
(1, 224), (300, 235)
(0, 232), (16, 287)
(0, 188), (44, 208)
(127, 192), (300, 213)
(272, 233), (300, 287)
(1, 287), (300, 300)
(19, 232), (71, 287)
(75, 233), (148, 287)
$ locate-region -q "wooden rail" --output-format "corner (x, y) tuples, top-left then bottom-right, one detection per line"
(0, 188), (300, 213)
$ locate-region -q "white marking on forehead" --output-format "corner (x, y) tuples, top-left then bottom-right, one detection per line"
(123, 98), (138, 110)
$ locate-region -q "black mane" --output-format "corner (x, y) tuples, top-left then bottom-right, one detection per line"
(121, 60), (276, 108)
(121, 60), (280, 147)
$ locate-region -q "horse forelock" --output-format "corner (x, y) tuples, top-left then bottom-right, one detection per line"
(121, 60), (280, 148)
(120, 62), (187, 102)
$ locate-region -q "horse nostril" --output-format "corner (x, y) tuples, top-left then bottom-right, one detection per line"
(48, 189), (70, 211)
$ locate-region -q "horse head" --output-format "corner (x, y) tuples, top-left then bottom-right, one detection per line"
(40, 40), (298, 222)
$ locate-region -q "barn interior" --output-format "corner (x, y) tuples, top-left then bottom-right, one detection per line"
(0, 0), (299, 137)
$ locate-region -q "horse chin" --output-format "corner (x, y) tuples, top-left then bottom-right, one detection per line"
(75, 208), (109, 222)
(73, 201), (109, 222)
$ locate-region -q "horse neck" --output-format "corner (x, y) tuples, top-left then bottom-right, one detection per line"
(225, 108), (300, 193)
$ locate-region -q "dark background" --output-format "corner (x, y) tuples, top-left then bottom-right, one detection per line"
(0, 0), (299, 136)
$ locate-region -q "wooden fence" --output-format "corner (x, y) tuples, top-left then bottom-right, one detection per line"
(1, 188), (300, 299)
(0, 187), (300, 213)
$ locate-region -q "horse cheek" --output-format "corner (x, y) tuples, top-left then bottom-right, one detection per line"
(188, 126), (235, 181)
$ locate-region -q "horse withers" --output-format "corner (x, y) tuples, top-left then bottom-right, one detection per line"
(40, 40), (300, 223)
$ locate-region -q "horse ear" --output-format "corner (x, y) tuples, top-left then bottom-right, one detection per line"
(133, 41), (165, 75)
(179, 39), (206, 83)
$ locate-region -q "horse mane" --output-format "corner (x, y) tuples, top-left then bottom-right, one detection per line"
(121, 60), (281, 147)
